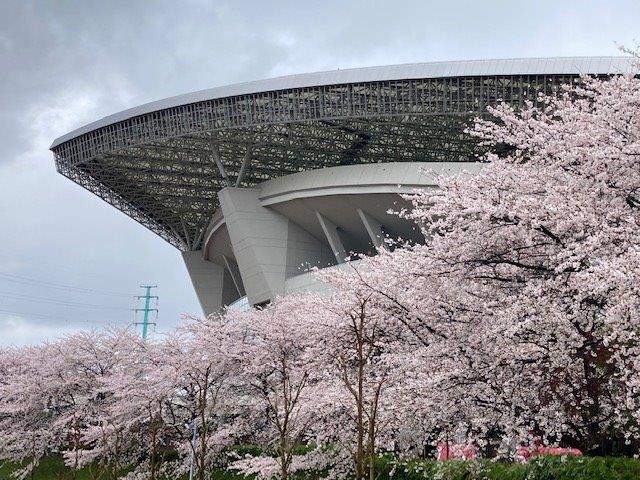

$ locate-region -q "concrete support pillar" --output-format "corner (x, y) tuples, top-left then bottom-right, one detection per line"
(222, 255), (245, 297)
(357, 208), (386, 250)
(182, 251), (238, 316)
(218, 187), (331, 306)
(235, 148), (252, 187)
(316, 211), (348, 263)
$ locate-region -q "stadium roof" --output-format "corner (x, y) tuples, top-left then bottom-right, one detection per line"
(52, 56), (634, 147)
(51, 56), (636, 250)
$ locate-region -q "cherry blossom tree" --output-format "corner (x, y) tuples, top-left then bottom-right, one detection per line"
(52, 330), (141, 476)
(156, 314), (245, 480)
(346, 62), (640, 454)
(225, 296), (319, 480)
(0, 329), (141, 479)
(301, 272), (415, 480)
(97, 334), (180, 480)
(0, 346), (55, 480)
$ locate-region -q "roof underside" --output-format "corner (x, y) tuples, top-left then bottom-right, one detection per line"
(51, 59), (635, 251)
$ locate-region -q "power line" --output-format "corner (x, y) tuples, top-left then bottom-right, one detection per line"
(0, 290), (133, 311)
(0, 308), (132, 326)
(0, 271), (133, 297)
(0, 269), (140, 330)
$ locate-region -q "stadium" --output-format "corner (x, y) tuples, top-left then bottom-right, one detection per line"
(50, 57), (634, 314)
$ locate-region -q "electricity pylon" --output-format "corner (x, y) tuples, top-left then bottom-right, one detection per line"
(134, 285), (157, 340)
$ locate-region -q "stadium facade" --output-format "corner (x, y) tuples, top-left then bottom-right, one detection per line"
(51, 57), (635, 314)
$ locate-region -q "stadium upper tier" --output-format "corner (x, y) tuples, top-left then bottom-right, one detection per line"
(50, 57), (635, 251)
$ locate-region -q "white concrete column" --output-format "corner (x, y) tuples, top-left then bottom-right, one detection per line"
(357, 208), (387, 250)
(316, 211), (348, 263)
(222, 255), (245, 297)
(182, 251), (238, 316)
(218, 187), (330, 306)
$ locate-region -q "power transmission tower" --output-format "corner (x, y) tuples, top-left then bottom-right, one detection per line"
(134, 285), (157, 340)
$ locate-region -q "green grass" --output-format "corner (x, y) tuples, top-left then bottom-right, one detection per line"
(374, 455), (640, 480)
(0, 456), (244, 480)
(4, 455), (640, 480)
(0, 455), (114, 480)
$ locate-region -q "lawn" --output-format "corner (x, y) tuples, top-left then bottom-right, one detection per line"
(0, 455), (107, 480)
(4, 455), (640, 480)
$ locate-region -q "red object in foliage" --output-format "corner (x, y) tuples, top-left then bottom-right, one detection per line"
(436, 442), (477, 460)
(516, 445), (582, 462)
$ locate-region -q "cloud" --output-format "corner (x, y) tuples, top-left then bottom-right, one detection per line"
(0, 314), (79, 347)
(20, 77), (135, 164)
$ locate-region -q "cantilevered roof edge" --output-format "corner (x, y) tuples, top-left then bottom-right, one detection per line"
(51, 56), (636, 149)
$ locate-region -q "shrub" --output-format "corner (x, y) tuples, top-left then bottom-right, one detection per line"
(374, 455), (640, 480)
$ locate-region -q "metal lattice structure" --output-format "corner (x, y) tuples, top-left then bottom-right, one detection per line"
(51, 58), (635, 251)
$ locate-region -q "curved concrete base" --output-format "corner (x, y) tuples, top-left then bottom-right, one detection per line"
(184, 161), (481, 314)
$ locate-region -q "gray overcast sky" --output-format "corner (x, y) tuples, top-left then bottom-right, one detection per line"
(0, 0), (638, 346)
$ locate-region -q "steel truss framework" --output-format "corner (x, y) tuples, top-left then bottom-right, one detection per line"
(52, 74), (588, 250)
